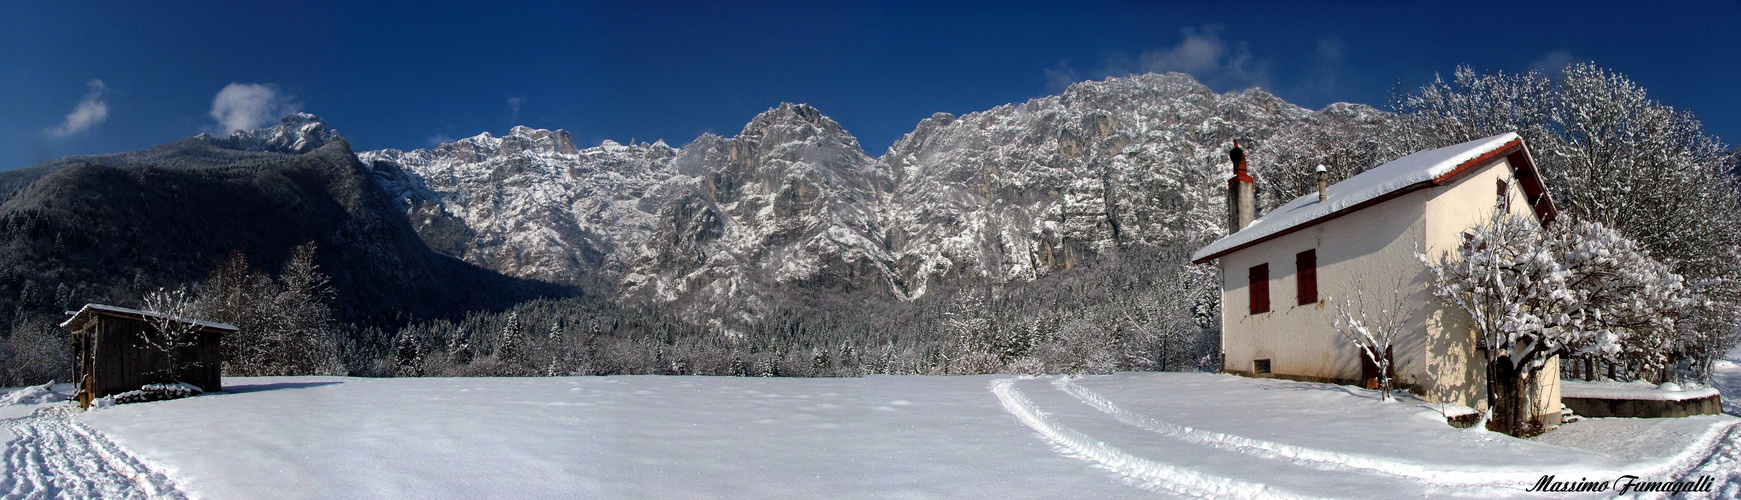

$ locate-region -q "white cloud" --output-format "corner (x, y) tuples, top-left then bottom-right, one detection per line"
(1530, 50), (1576, 75)
(1051, 25), (1272, 94)
(209, 83), (298, 133)
(1134, 25), (1270, 90)
(507, 95), (525, 122)
(1043, 60), (1081, 93)
(46, 79), (110, 138)
(427, 134), (455, 146)
(1316, 37), (1343, 62)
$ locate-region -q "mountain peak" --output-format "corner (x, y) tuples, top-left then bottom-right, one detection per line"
(732, 103), (868, 158)
(742, 103), (843, 136)
(198, 112), (342, 154)
(502, 126), (579, 155)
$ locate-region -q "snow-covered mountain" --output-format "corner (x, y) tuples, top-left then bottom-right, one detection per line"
(359, 73), (1398, 328)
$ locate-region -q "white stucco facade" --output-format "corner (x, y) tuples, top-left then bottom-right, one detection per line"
(1200, 134), (1561, 425)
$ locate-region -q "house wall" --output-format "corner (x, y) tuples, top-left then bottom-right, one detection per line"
(1219, 155), (1559, 421)
(1218, 188), (1432, 387)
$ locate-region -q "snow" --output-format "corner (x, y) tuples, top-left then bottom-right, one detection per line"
(0, 369), (1735, 498)
(0, 382), (62, 408)
(1193, 132), (1521, 262)
(1561, 379), (1721, 402)
(60, 303), (238, 332)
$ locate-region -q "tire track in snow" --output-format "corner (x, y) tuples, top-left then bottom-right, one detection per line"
(989, 378), (1322, 500)
(1053, 376), (1741, 490)
(1, 405), (186, 500)
(1667, 424), (1741, 499)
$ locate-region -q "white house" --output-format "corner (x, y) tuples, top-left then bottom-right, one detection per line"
(1191, 132), (1562, 426)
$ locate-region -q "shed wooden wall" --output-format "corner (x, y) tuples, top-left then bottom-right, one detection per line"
(85, 316), (224, 398)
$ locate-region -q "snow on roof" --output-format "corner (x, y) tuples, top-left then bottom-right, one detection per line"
(59, 303), (239, 332)
(1192, 132), (1523, 263)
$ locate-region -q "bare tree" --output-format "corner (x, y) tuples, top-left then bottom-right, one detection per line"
(1326, 278), (1417, 401)
(141, 286), (205, 385)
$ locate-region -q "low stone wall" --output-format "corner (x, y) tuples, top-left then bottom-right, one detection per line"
(1562, 394), (1723, 418)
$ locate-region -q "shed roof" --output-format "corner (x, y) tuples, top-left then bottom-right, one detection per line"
(1191, 132), (1557, 264)
(60, 303), (239, 332)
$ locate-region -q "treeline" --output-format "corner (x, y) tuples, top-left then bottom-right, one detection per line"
(366, 244), (1218, 378)
(0, 242), (348, 385)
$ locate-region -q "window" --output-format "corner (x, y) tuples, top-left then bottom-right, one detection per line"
(1296, 249), (1317, 306)
(1249, 263), (1270, 315)
(1253, 359), (1272, 375)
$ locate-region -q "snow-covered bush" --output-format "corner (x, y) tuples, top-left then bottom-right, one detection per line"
(0, 314), (71, 387)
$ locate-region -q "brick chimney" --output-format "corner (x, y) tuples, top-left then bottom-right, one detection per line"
(1227, 141), (1256, 233)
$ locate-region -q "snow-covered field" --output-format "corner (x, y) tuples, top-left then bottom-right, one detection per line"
(3, 364), (1739, 499)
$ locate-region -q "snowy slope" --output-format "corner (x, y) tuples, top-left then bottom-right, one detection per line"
(3, 371), (1730, 499)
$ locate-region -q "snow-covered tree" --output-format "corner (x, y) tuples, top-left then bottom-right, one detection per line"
(274, 242), (343, 375)
(1402, 64), (1741, 378)
(498, 310), (522, 364)
(1680, 276), (1741, 383)
(393, 331), (423, 377)
(1545, 218), (1690, 380)
(1422, 202), (1703, 434)
(1326, 279), (1417, 401)
(0, 314), (71, 386)
(544, 322), (567, 376)
(141, 286), (207, 384)
(195, 244), (342, 376)
(1419, 207), (1580, 436)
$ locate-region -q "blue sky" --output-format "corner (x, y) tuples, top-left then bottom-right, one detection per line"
(4, 1), (1737, 171)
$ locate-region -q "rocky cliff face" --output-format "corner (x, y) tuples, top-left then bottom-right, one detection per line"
(878, 74), (1400, 296)
(358, 73), (1399, 330)
(361, 104), (902, 331)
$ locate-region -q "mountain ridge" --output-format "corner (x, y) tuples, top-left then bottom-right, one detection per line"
(1, 72), (1399, 334)
(0, 123), (568, 329)
(357, 72), (1398, 331)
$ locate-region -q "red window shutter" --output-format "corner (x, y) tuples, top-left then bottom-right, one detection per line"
(1497, 178), (1511, 213)
(1249, 263), (1270, 315)
(1296, 250), (1317, 306)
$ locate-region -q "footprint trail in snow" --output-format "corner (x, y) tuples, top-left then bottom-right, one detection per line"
(1, 405), (186, 500)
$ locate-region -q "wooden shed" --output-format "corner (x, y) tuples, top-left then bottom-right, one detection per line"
(60, 303), (234, 409)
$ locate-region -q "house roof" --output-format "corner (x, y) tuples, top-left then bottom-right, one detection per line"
(59, 303), (239, 333)
(1191, 132), (1557, 264)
